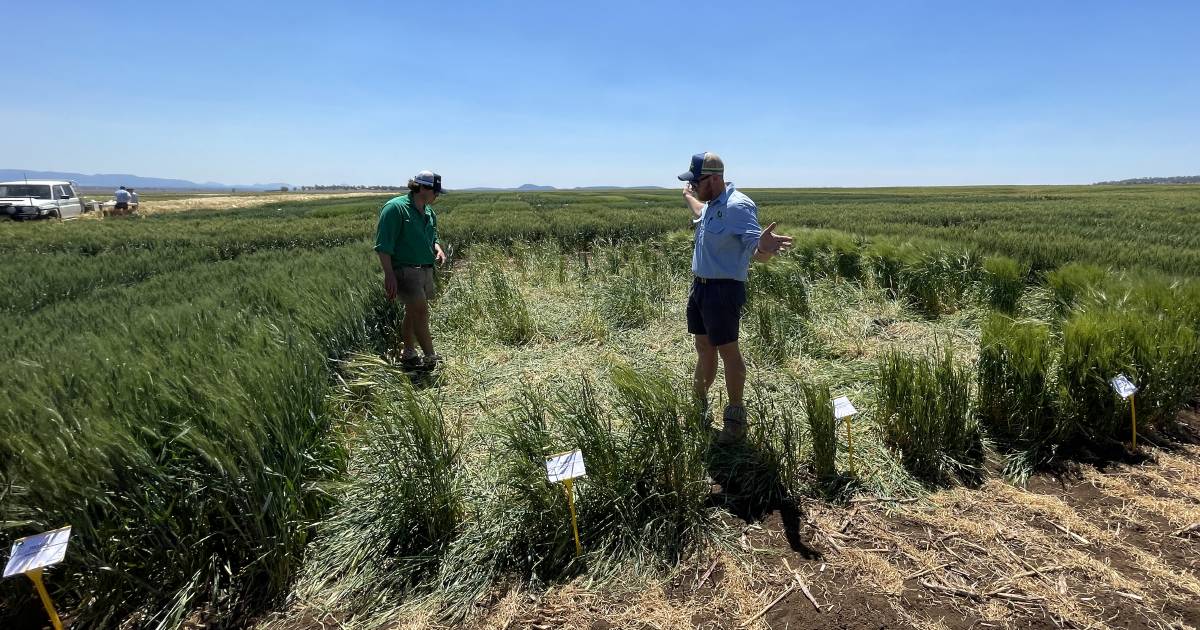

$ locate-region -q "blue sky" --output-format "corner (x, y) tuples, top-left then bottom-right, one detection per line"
(7, 1), (1198, 187)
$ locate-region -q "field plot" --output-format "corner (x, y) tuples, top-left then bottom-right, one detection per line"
(71, 190), (386, 216)
(1, 186), (1199, 629)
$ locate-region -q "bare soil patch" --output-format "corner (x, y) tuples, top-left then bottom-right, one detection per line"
(415, 413), (1200, 630)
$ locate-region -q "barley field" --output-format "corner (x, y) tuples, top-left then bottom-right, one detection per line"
(1, 186), (1198, 629)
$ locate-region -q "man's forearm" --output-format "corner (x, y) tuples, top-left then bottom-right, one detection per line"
(377, 252), (394, 275)
(685, 196), (704, 219)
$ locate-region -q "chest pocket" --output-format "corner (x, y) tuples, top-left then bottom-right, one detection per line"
(704, 213), (727, 235)
(403, 210), (430, 230)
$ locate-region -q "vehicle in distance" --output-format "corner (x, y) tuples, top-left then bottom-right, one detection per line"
(0, 180), (85, 220)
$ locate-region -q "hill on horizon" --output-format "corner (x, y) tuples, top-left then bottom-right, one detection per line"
(1094, 175), (1200, 185)
(0, 169), (290, 191)
(460, 184), (667, 192)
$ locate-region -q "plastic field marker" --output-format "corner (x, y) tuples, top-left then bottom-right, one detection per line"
(27, 568), (64, 630)
(5, 526), (70, 630)
(1130, 395), (1138, 448)
(1111, 374), (1139, 448)
(545, 449), (586, 555)
(833, 396), (858, 474)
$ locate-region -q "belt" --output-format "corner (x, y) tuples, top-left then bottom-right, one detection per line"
(694, 276), (742, 284)
(401, 264), (435, 269)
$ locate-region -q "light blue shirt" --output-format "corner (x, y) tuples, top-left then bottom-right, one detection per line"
(692, 183), (762, 281)
(114, 189), (130, 203)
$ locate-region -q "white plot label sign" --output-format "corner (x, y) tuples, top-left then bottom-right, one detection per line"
(4, 527), (71, 578)
(833, 396), (858, 420)
(545, 449), (587, 483)
(1111, 374), (1138, 399)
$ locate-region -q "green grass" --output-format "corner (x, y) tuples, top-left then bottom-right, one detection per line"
(1058, 308), (1200, 441)
(982, 256), (1028, 314)
(0, 247), (379, 626)
(1047, 262), (1109, 312)
(877, 347), (981, 484)
(977, 316), (1060, 450)
(977, 303), (1200, 480)
(296, 368), (464, 616)
(802, 382), (838, 481)
(429, 185), (1200, 277)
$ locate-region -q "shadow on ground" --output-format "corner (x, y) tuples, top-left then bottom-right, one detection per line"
(704, 436), (822, 559)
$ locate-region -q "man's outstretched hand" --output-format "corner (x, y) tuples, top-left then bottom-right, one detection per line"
(757, 222), (794, 257)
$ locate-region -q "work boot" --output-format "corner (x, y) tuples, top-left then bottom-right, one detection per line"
(717, 404), (747, 445)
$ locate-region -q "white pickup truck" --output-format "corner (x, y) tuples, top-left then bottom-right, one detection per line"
(0, 180), (85, 220)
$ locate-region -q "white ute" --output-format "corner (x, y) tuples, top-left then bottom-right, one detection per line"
(0, 180), (85, 220)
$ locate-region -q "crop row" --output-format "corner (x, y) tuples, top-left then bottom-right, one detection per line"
(0, 242), (384, 626)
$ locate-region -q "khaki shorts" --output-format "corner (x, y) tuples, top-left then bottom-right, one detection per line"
(397, 266), (436, 304)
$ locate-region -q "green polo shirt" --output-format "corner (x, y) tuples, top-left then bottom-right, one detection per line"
(373, 194), (439, 268)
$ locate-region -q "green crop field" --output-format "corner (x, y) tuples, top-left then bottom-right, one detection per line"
(1, 185), (1199, 628)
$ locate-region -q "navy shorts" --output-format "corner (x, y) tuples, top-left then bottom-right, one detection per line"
(686, 278), (747, 347)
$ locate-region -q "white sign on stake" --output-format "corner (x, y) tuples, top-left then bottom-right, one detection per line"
(4, 526), (71, 578)
(833, 396), (858, 420)
(1111, 374), (1138, 399)
(545, 449), (587, 483)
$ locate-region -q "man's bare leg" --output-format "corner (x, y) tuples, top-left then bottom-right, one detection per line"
(401, 304), (419, 358)
(716, 341), (748, 443)
(693, 334), (719, 402)
(716, 341), (746, 407)
(410, 300), (434, 356)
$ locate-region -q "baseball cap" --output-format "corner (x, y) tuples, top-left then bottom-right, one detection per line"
(413, 170), (446, 193)
(678, 152), (724, 182)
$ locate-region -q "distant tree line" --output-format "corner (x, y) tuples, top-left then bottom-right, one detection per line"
(1094, 175), (1200, 185)
(298, 185), (407, 191)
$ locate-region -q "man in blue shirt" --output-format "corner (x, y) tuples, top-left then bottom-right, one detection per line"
(113, 186), (130, 216)
(680, 152), (792, 444)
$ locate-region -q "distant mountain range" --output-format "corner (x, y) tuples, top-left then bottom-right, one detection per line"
(1095, 175), (1200, 185)
(0, 171), (666, 192)
(460, 184), (667, 191)
(0, 169), (291, 191)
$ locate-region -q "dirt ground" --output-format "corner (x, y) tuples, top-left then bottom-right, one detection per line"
(434, 411), (1200, 630)
(74, 192), (384, 218)
(139, 192), (382, 214)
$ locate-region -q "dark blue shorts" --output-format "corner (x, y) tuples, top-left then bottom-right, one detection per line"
(686, 278), (747, 347)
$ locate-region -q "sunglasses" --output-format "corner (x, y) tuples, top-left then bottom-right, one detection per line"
(693, 175), (713, 185)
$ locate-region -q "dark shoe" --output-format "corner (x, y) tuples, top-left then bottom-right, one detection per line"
(400, 352), (422, 370)
(419, 354), (442, 371)
(717, 404), (747, 445)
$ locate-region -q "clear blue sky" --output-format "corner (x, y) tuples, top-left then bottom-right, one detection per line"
(8, 1), (1198, 188)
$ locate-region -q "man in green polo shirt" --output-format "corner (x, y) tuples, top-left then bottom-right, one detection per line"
(374, 170), (448, 370)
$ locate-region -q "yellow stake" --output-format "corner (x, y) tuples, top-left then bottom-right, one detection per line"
(563, 478), (582, 556)
(1130, 394), (1138, 449)
(26, 568), (64, 630)
(847, 415), (855, 475)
